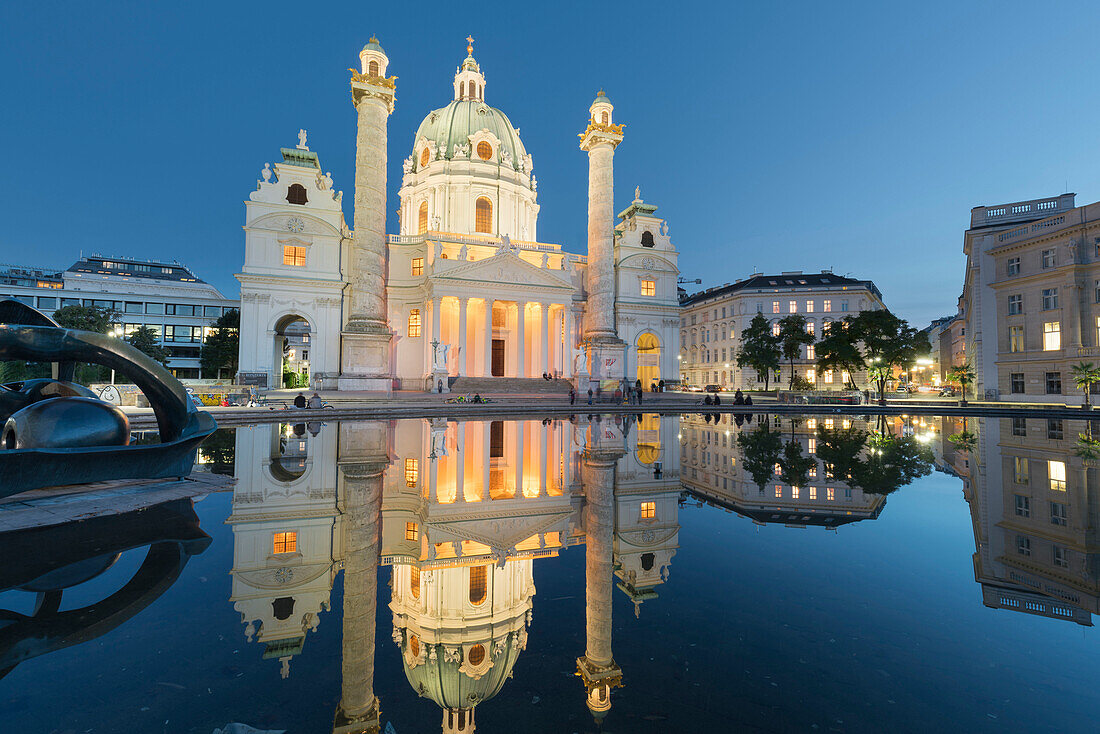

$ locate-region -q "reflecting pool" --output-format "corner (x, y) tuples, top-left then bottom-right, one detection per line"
(2, 413), (1100, 733)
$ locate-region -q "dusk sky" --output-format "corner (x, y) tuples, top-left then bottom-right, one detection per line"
(4, 1), (1100, 327)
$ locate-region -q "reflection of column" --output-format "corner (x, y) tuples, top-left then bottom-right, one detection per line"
(577, 446), (623, 723)
(482, 420), (491, 500)
(456, 422), (466, 503)
(483, 299), (495, 377)
(516, 302), (527, 378)
(539, 422), (548, 497)
(334, 461), (385, 733)
(457, 297), (468, 376)
(515, 421), (525, 497)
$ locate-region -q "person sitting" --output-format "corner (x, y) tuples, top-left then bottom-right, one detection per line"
(307, 392), (323, 409)
(293, 392), (307, 409)
(704, 395), (713, 406)
(473, 393), (483, 403)
(734, 389), (745, 405)
(713, 393), (721, 406)
(744, 395), (753, 406)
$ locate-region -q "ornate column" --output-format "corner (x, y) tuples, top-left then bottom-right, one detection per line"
(334, 460), (386, 734)
(482, 420), (491, 500)
(541, 303), (551, 376)
(456, 421), (466, 503)
(430, 297), (448, 393)
(340, 38), (397, 391)
(483, 299), (495, 377)
(516, 302), (527, 378)
(577, 439), (624, 724)
(457, 297), (469, 376)
(579, 91), (625, 389)
(515, 420), (525, 497)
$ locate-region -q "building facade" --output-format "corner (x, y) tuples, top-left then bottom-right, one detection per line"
(237, 38), (680, 392)
(0, 255), (237, 379)
(960, 192), (1100, 402)
(678, 271), (885, 390)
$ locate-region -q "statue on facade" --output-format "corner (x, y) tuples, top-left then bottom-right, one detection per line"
(431, 340), (450, 371)
(572, 346), (587, 375)
(458, 244), (468, 261)
(541, 253), (549, 268)
(297, 129), (308, 150)
(660, 220), (669, 236)
(634, 185), (641, 201)
(261, 163), (272, 182)
(402, 155), (413, 174)
(431, 215), (441, 231)
(318, 171), (333, 191)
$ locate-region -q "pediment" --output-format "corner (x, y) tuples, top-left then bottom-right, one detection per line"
(426, 507), (574, 554)
(619, 252), (677, 272)
(432, 249), (573, 291)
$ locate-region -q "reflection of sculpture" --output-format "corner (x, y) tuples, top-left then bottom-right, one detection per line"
(0, 300), (217, 496)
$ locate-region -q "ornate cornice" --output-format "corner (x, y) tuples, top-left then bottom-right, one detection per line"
(578, 122), (624, 151)
(351, 73), (397, 113)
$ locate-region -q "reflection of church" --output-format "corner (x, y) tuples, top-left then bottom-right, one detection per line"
(227, 414), (681, 731)
(236, 38), (680, 392)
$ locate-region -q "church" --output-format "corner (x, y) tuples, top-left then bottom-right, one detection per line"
(236, 37), (681, 392)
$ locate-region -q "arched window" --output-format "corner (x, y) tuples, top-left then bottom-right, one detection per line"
(286, 183), (308, 205)
(474, 197), (492, 233)
(468, 644), (485, 665)
(469, 565), (487, 605)
(368, 60), (379, 76)
(460, 81), (465, 98)
(641, 553), (655, 571)
(272, 597), (295, 621)
(476, 141), (493, 161)
(410, 565), (421, 599)
(408, 309), (421, 337)
(420, 148), (430, 168)
(600, 111), (609, 125)
(418, 201), (428, 234)
(641, 230), (655, 247)
(409, 634), (420, 658)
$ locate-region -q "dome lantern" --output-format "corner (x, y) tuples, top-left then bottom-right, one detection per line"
(590, 89), (614, 127)
(359, 35), (389, 77)
(453, 36), (486, 102)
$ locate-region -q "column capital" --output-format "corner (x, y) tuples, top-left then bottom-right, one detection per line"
(579, 123), (623, 152)
(340, 461), (389, 480)
(351, 74), (397, 114)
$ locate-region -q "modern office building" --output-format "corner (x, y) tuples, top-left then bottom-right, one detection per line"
(0, 255), (237, 379)
(959, 192), (1100, 402)
(678, 271), (885, 390)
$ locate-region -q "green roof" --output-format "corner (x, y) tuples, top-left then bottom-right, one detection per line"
(412, 100), (527, 170)
(402, 632), (523, 711)
(617, 200), (658, 220)
(280, 148), (320, 170)
(363, 37), (385, 54)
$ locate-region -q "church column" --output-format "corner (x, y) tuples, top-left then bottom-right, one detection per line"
(542, 303), (551, 376)
(334, 460), (386, 733)
(457, 297), (469, 376)
(339, 40), (396, 391)
(565, 306), (576, 376)
(483, 299), (495, 377)
(516, 302), (527, 378)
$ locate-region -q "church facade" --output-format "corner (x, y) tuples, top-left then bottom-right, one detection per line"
(236, 37), (680, 392)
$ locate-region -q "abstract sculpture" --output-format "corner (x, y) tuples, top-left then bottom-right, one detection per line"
(0, 299), (217, 496)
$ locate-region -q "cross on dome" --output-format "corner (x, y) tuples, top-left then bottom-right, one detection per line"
(466, 35), (475, 54)
(455, 36), (485, 101)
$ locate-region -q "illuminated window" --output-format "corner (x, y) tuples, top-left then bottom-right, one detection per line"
(476, 141), (493, 161)
(408, 309), (422, 338)
(273, 531), (297, 554)
(475, 197), (493, 233)
(410, 565), (421, 599)
(468, 644), (486, 665)
(600, 111), (609, 125)
(789, 300), (797, 313)
(822, 299), (831, 312)
(792, 486), (800, 499)
(1043, 321), (1061, 351)
(806, 345), (815, 360)
(641, 279), (656, 297)
(1010, 326), (1024, 352)
(841, 370), (850, 385)
(823, 370), (833, 383)
(806, 322), (815, 336)
(827, 487), (835, 501)
(842, 419), (851, 429)
(774, 484), (782, 498)
(411, 257), (424, 276)
(824, 418), (834, 429)
(409, 633), (420, 656)
(469, 565), (488, 605)
(405, 457), (419, 487)
(368, 59), (379, 76)
(808, 437), (816, 453)
(286, 183), (308, 205)
(809, 486), (817, 499)
(420, 148), (430, 167)
(1049, 460), (1067, 491)
(417, 202), (428, 233)
(772, 323), (781, 337)
(640, 501), (656, 519)
(805, 368), (816, 382)
(405, 521), (419, 541)
(283, 246), (306, 267)
(806, 418), (817, 430)
(772, 301), (780, 313)
(1014, 457), (1029, 484)
(806, 300), (814, 313)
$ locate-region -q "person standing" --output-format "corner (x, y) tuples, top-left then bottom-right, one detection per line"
(570, 387), (577, 405)
(587, 387), (594, 405)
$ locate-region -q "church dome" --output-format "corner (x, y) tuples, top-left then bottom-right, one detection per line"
(412, 100), (528, 172)
(400, 631), (524, 711)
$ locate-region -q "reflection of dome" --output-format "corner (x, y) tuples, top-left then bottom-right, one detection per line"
(412, 101), (528, 171)
(400, 630), (524, 712)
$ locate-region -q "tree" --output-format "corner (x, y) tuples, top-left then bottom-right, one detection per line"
(737, 314), (780, 390)
(736, 421), (783, 490)
(1070, 361), (1100, 409)
(815, 319), (863, 389)
(52, 304), (117, 333)
(777, 314), (815, 390)
(127, 326), (169, 366)
(947, 362), (976, 406)
(201, 309), (240, 380)
(778, 436), (816, 488)
(850, 431), (934, 495)
(850, 309), (929, 403)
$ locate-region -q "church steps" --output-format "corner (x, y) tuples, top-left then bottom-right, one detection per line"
(449, 377), (572, 394)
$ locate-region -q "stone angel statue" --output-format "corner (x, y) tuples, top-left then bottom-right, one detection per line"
(402, 155), (414, 174)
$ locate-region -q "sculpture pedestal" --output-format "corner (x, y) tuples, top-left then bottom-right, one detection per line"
(429, 370), (450, 394)
(586, 338), (625, 391)
(333, 700), (381, 734)
(338, 330), (392, 392)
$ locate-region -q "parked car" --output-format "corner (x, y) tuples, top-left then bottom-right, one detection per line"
(682, 385), (704, 392)
(704, 384), (723, 392)
(939, 386), (956, 397)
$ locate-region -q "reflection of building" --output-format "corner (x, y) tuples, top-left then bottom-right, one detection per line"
(228, 414), (682, 732)
(678, 271), (885, 390)
(967, 417), (1100, 625)
(681, 414), (886, 527)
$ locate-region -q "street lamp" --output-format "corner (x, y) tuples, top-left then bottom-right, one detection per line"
(109, 325), (124, 385)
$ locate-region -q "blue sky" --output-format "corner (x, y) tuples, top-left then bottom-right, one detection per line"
(4, 1), (1099, 326)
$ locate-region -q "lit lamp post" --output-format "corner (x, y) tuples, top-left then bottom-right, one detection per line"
(109, 325), (124, 385)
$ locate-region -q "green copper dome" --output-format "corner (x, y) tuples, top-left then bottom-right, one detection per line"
(412, 100), (528, 171)
(401, 634), (523, 711)
(363, 36), (385, 54)
(592, 90), (612, 106)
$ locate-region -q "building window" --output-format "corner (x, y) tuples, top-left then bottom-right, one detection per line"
(805, 300), (814, 313)
(823, 299), (832, 312)
(1051, 502), (1067, 526)
(468, 644), (486, 665)
(805, 368), (816, 382)
(1053, 545), (1069, 568)
(420, 148), (430, 167)
(600, 111), (609, 124)
(405, 521), (420, 541)
(476, 141), (493, 161)
(1047, 419), (1064, 440)
(772, 322), (781, 337)
(474, 197), (492, 233)
(641, 230), (655, 247)
(789, 300), (797, 313)
(641, 279), (656, 297)
(1010, 373), (1025, 393)
(286, 183), (308, 205)
(770, 301), (779, 314)
(1012, 416), (1026, 435)
(1007, 257), (1021, 275)
(1049, 459), (1067, 490)
(407, 309), (422, 338)
(806, 345), (815, 360)
(1014, 494), (1030, 517)
(1042, 288), (1058, 310)
(640, 501), (656, 519)
(1008, 294), (1022, 315)
(1095, 280), (1100, 303)
(1046, 372), (1062, 395)
(1016, 535), (1031, 556)
(823, 370), (833, 383)
(1041, 249), (1056, 269)
(469, 565), (488, 605)
(827, 487), (835, 501)
(1014, 456), (1029, 484)
(273, 531), (297, 554)
(411, 257), (424, 276)
(417, 202), (428, 233)
(1010, 326), (1024, 353)
(283, 246), (306, 267)
(405, 458), (419, 487)
(1043, 321), (1061, 351)
(840, 301), (849, 312)
(410, 566), (420, 599)
(368, 59), (379, 76)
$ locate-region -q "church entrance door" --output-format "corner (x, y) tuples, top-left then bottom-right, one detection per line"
(491, 339), (505, 377)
